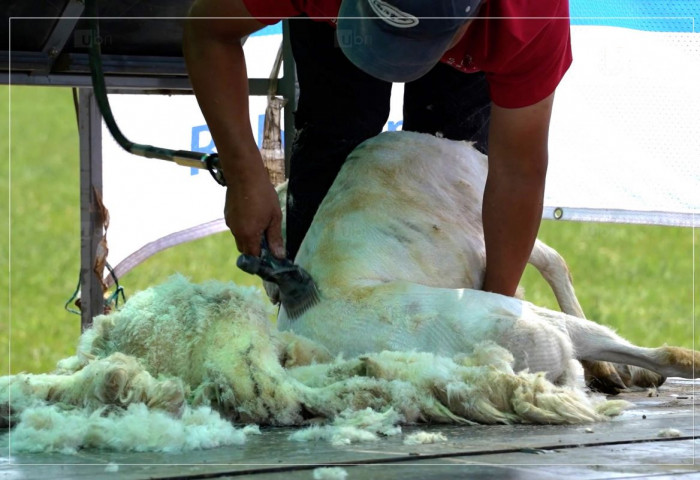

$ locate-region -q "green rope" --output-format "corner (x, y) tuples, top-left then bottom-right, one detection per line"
(64, 274), (82, 315)
(64, 262), (127, 316)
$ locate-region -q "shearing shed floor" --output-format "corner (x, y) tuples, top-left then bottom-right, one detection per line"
(1, 379), (697, 480)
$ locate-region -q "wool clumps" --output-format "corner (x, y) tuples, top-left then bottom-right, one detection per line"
(1, 276), (634, 454)
(403, 431), (448, 445)
(657, 428), (682, 438)
(313, 467), (349, 480)
(289, 408), (402, 446)
(7, 404), (246, 454)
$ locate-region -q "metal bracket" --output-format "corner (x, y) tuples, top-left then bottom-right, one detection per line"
(38, 0), (85, 74)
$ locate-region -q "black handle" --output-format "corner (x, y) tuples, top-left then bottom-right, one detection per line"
(236, 238), (298, 284)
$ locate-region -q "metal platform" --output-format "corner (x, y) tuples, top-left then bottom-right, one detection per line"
(1, 379), (697, 479)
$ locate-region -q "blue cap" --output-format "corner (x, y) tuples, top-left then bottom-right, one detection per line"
(337, 0), (483, 83)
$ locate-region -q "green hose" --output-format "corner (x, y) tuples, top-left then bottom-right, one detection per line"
(84, 0), (226, 185)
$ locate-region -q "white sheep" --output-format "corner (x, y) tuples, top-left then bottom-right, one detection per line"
(279, 131), (697, 386)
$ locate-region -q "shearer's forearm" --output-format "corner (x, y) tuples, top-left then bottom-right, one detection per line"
(481, 94), (554, 296)
(482, 161), (546, 296)
(183, 1), (266, 175)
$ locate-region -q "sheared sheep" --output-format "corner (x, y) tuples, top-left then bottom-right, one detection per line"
(280, 131), (697, 385)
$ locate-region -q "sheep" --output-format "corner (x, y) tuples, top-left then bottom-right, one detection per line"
(2, 131), (695, 453)
(278, 131), (697, 386)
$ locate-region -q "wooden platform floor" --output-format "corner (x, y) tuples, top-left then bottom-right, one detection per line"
(1, 379), (697, 480)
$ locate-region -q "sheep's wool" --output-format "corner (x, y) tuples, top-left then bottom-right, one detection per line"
(313, 467), (349, 480)
(1, 276), (630, 453)
(7, 404), (245, 454)
(403, 431), (448, 445)
(289, 408), (402, 445)
(657, 428), (682, 438)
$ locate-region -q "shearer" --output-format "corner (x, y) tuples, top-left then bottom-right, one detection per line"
(183, 0), (572, 297)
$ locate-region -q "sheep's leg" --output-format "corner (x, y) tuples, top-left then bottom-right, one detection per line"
(528, 240), (664, 392)
(558, 310), (699, 380)
(590, 362), (665, 390)
(529, 240), (626, 391)
(578, 359), (628, 393)
(528, 239), (585, 317)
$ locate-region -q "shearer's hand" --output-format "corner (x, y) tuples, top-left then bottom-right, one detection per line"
(224, 163), (285, 259)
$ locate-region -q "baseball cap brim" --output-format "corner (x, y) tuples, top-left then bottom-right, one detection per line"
(337, 1), (459, 83)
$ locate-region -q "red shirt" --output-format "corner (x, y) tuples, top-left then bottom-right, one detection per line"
(242, 0), (572, 108)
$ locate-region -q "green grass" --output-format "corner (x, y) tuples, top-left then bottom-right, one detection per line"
(1, 85), (697, 375)
(522, 222), (697, 349)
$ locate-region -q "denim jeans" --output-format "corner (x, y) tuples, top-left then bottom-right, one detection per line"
(286, 17), (491, 260)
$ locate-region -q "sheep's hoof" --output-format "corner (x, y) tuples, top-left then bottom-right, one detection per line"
(581, 360), (627, 395)
(582, 361), (666, 394)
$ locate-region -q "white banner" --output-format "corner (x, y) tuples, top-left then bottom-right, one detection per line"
(547, 27), (700, 225)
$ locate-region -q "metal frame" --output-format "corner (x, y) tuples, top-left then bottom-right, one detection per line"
(78, 88), (104, 330)
(38, 0), (86, 73)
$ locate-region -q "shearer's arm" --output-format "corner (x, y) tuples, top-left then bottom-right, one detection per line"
(183, 0), (286, 258)
(481, 92), (555, 296)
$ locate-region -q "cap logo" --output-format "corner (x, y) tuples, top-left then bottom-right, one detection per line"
(367, 0), (419, 28)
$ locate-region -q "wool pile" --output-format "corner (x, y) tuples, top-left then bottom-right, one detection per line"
(0, 276), (630, 453)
